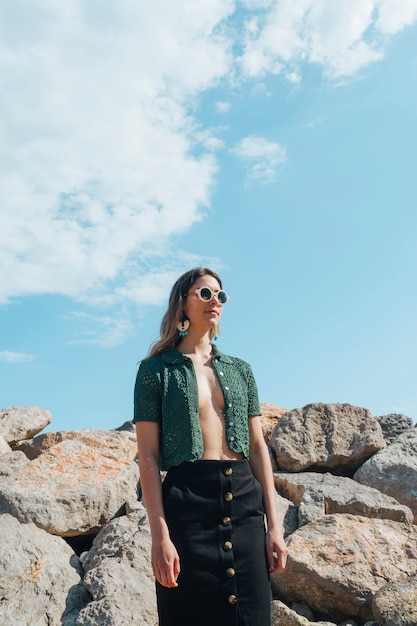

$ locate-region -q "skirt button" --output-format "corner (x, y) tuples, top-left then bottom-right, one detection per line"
(224, 466), (233, 476)
(222, 516), (231, 525)
(228, 594), (237, 605)
(226, 567), (236, 577)
(223, 541), (233, 551)
(224, 492), (233, 502)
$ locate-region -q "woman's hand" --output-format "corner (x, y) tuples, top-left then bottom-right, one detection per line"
(151, 536), (181, 588)
(266, 528), (288, 575)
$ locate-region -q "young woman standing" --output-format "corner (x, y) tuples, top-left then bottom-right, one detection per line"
(134, 267), (287, 626)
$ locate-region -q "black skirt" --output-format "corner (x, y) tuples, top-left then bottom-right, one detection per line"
(156, 459), (271, 626)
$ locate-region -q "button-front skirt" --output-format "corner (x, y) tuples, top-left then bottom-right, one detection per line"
(157, 459), (271, 626)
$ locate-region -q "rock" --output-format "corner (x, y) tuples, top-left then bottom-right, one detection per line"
(271, 600), (336, 625)
(275, 490), (299, 537)
(77, 508), (157, 626)
(0, 406), (51, 446)
(114, 420), (136, 432)
(0, 434), (11, 455)
(375, 414), (414, 445)
(270, 403), (386, 473)
(274, 471), (413, 526)
(15, 428), (138, 461)
(0, 440), (139, 536)
(354, 429), (417, 522)
(271, 514), (417, 623)
(260, 403), (288, 444)
(0, 513), (89, 625)
(372, 575), (417, 626)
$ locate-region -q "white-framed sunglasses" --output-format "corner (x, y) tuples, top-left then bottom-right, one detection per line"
(194, 286), (230, 304)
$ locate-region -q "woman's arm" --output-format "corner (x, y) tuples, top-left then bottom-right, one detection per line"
(248, 415), (288, 574)
(135, 421), (180, 588)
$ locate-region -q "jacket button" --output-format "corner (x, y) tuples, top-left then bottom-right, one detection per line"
(222, 516), (231, 525)
(224, 492), (233, 502)
(226, 568), (236, 577)
(219, 371), (224, 376)
(223, 541), (233, 551)
(228, 595), (237, 605)
(224, 467), (233, 476)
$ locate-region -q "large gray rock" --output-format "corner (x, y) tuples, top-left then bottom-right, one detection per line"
(0, 434), (11, 455)
(354, 429), (417, 522)
(274, 471), (413, 526)
(372, 575), (417, 626)
(270, 403), (385, 473)
(271, 514), (417, 623)
(77, 508), (157, 626)
(0, 406), (51, 446)
(375, 413), (414, 445)
(271, 600), (336, 625)
(15, 428), (138, 461)
(0, 440), (139, 536)
(0, 513), (89, 625)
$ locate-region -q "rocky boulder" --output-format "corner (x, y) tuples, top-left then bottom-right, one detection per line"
(354, 429), (417, 522)
(372, 575), (417, 626)
(14, 428), (138, 462)
(274, 471), (413, 526)
(77, 506), (157, 626)
(270, 403), (386, 473)
(0, 440), (139, 536)
(0, 406), (52, 446)
(0, 513), (89, 625)
(375, 414), (414, 445)
(272, 514), (417, 623)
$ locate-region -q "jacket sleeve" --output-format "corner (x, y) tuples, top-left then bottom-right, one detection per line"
(133, 360), (162, 423)
(246, 363), (261, 417)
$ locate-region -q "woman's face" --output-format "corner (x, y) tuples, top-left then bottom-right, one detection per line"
(183, 274), (224, 332)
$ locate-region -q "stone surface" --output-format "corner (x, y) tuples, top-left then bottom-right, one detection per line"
(0, 406), (52, 446)
(274, 471), (413, 526)
(0, 513), (89, 625)
(0, 434), (11, 455)
(15, 428), (138, 461)
(0, 440), (139, 536)
(375, 413), (414, 445)
(271, 600), (336, 626)
(271, 514), (417, 623)
(77, 508), (157, 626)
(260, 403), (288, 444)
(354, 429), (417, 521)
(275, 490), (299, 537)
(270, 403), (386, 473)
(372, 575), (417, 626)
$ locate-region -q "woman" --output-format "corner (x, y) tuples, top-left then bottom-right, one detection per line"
(133, 267), (287, 626)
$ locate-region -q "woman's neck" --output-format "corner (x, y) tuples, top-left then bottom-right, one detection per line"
(177, 330), (213, 358)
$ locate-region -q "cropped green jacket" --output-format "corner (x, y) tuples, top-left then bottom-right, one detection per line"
(133, 344), (261, 470)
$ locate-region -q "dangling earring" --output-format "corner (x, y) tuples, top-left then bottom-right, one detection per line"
(212, 326), (218, 341)
(177, 313), (190, 337)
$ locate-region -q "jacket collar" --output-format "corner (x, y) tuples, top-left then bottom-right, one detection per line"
(161, 344), (233, 364)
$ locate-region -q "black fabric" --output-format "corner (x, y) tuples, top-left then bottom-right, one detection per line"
(156, 459), (271, 626)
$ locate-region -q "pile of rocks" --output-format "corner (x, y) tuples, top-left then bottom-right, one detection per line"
(0, 403), (416, 626)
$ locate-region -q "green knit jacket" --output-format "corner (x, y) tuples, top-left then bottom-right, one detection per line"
(133, 344), (261, 470)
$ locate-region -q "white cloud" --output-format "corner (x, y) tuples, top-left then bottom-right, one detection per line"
(66, 312), (136, 348)
(239, 0), (417, 80)
(231, 135), (287, 185)
(1, 0), (417, 316)
(215, 101), (232, 113)
(0, 0), (234, 306)
(0, 351), (36, 363)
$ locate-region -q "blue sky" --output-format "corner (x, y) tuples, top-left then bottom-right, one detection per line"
(1, 0), (417, 432)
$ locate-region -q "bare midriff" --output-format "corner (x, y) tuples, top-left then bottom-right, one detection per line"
(190, 354), (244, 461)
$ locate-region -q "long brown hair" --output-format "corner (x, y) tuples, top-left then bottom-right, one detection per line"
(147, 267), (223, 357)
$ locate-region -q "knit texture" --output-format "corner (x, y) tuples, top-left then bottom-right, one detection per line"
(133, 345), (261, 470)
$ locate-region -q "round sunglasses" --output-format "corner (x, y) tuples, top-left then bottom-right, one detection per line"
(193, 286), (229, 304)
